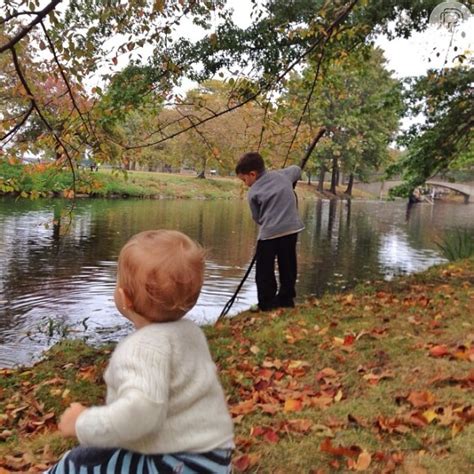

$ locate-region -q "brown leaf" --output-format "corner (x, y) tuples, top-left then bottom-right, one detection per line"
(233, 454), (250, 472)
(250, 426), (265, 437)
(0, 429), (13, 441)
(230, 399), (256, 416)
(320, 438), (361, 459)
(233, 453), (260, 472)
(309, 395), (333, 409)
(259, 403), (279, 415)
(76, 366), (97, 381)
(347, 414), (369, 428)
(316, 367), (338, 381)
(429, 345), (450, 358)
(286, 418), (313, 433)
(407, 391), (436, 408)
(263, 429), (279, 443)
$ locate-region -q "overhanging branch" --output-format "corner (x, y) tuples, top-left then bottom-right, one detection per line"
(10, 45), (76, 191)
(0, 103), (34, 143)
(122, 0), (360, 151)
(0, 0), (63, 54)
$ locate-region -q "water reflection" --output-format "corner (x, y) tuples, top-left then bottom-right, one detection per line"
(1, 197), (473, 367)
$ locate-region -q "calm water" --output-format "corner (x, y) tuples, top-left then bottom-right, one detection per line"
(1, 197), (473, 367)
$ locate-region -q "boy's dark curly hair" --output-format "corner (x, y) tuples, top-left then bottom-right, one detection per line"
(235, 152), (265, 175)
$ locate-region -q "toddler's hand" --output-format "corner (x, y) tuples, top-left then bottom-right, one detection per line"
(58, 402), (87, 437)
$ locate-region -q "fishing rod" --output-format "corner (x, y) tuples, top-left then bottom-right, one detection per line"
(217, 127), (327, 321)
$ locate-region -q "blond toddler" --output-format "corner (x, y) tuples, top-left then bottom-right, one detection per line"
(46, 230), (234, 474)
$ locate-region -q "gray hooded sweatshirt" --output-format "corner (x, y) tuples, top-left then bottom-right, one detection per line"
(247, 165), (305, 240)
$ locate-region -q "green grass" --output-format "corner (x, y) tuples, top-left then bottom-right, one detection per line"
(435, 228), (474, 261)
(1, 258), (473, 472)
(0, 160), (372, 200)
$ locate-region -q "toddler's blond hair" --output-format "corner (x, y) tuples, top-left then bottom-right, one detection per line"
(118, 230), (205, 322)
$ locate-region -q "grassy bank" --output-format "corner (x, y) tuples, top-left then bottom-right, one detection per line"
(0, 161), (372, 200)
(1, 258), (472, 472)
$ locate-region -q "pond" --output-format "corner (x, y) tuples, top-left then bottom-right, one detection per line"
(1, 197), (473, 367)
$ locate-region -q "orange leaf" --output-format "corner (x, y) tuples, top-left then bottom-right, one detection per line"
(429, 345), (450, 357)
(320, 437), (361, 458)
(250, 426), (265, 437)
(284, 399), (303, 412)
(230, 399), (256, 416)
(263, 429), (279, 443)
(259, 403), (279, 415)
(316, 367), (337, 380)
(354, 451), (372, 471)
(233, 454), (250, 472)
(286, 418), (313, 433)
(407, 391), (436, 408)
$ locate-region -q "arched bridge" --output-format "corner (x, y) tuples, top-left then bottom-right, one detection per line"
(426, 180), (473, 203)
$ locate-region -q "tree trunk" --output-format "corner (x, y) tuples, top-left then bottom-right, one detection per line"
(197, 156), (207, 179)
(345, 173), (354, 196)
(317, 166), (325, 192)
(330, 156), (338, 194)
(307, 172), (311, 185)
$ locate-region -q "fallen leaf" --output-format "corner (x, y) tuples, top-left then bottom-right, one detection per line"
(334, 390), (343, 402)
(429, 345), (450, 358)
(233, 454), (250, 472)
(316, 368), (338, 380)
(407, 391), (436, 408)
(354, 450), (372, 471)
(284, 399), (303, 412)
(320, 437), (361, 458)
(344, 334), (356, 346)
(263, 429), (279, 443)
(230, 399), (256, 416)
(286, 419), (313, 433)
(422, 409), (437, 424)
(250, 426), (266, 437)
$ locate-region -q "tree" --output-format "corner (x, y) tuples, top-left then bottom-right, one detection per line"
(0, 0), (451, 179)
(0, 0), (225, 170)
(388, 66), (473, 197)
(279, 46), (402, 194)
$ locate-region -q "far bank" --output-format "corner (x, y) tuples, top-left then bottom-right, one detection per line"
(0, 161), (374, 200)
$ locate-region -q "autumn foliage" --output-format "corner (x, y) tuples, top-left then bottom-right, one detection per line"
(0, 258), (473, 472)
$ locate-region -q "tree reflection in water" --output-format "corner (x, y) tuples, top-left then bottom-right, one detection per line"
(0, 197), (472, 367)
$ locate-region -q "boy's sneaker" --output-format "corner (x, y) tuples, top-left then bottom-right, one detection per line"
(249, 304), (260, 313)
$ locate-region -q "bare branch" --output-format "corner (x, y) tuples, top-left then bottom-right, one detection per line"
(0, 0), (63, 54)
(0, 10), (42, 25)
(282, 33), (331, 167)
(122, 0), (360, 151)
(0, 103), (33, 142)
(257, 100), (270, 152)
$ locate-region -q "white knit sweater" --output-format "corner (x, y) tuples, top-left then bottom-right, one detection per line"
(76, 319), (234, 454)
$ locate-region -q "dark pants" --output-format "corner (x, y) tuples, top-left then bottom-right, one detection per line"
(256, 233), (298, 310)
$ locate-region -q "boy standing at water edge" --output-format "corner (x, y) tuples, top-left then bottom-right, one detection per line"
(48, 230), (234, 473)
(236, 152), (304, 311)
